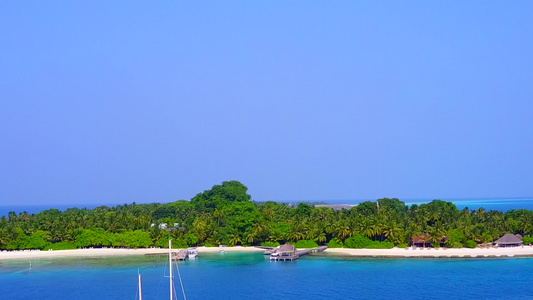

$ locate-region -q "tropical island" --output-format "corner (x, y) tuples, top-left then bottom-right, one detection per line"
(1, 181), (532, 258)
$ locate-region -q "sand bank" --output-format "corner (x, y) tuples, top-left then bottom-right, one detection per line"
(3, 245), (533, 261)
(323, 246), (533, 258)
(0, 246), (263, 261)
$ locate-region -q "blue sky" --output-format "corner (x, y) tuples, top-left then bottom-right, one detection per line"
(1, 1), (532, 206)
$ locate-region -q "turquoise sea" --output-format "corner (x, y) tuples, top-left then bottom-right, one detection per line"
(326, 197), (533, 212)
(1, 252), (533, 300)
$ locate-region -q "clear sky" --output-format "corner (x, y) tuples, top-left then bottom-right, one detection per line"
(1, 1), (532, 206)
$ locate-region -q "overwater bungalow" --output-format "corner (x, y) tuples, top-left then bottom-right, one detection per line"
(270, 244), (298, 261)
(495, 234), (523, 247)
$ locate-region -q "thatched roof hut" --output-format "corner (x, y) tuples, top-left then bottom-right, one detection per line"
(495, 234), (523, 247)
(411, 233), (431, 247)
(278, 244), (295, 254)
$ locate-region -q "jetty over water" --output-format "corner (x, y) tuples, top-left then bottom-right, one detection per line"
(261, 245), (328, 261)
(172, 249), (188, 260)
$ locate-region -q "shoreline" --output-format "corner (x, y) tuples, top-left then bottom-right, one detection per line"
(0, 246), (263, 261)
(322, 246), (533, 258)
(2, 245), (533, 261)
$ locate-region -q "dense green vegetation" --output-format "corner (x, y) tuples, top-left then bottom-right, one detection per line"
(1, 180), (532, 250)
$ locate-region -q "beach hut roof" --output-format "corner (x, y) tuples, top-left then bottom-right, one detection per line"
(278, 244), (295, 252)
(411, 233), (430, 243)
(515, 234), (523, 239)
(495, 234), (523, 245)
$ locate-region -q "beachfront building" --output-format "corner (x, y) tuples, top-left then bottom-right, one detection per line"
(411, 233), (431, 248)
(269, 244), (299, 261)
(278, 244), (296, 257)
(150, 223), (182, 231)
(495, 234), (523, 247)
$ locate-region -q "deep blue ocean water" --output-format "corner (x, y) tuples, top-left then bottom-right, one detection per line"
(1, 252), (533, 300)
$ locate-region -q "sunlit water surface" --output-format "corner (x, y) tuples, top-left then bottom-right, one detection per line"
(1, 252), (533, 300)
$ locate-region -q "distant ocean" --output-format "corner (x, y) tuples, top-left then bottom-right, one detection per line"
(1, 198), (533, 217)
(0, 204), (108, 217)
(324, 197), (533, 212)
(1, 252), (533, 300)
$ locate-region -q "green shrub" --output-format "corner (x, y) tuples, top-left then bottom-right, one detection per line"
(155, 237), (187, 249)
(294, 240), (318, 248)
(75, 228), (114, 248)
(445, 229), (466, 248)
(118, 230), (153, 248)
(204, 242), (217, 247)
(327, 238), (344, 248)
(344, 234), (371, 249)
(366, 241), (394, 249)
(5, 241), (18, 250)
(522, 236), (533, 245)
(260, 241), (280, 247)
(430, 242), (440, 248)
(465, 240), (477, 248)
(397, 243), (408, 248)
(445, 241), (463, 248)
(46, 242), (77, 250)
(185, 233), (199, 246)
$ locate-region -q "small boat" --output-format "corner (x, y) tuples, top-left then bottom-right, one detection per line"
(187, 247), (198, 259)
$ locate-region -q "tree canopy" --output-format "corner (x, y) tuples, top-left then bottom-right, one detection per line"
(0, 181), (531, 251)
(191, 180), (251, 210)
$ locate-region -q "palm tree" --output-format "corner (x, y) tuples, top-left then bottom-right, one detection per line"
(253, 223), (267, 236)
(228, 233), (241, 246)
(428, 222), (446, 247)
(192, 219), (207, 242)
(362, 225), (374, 239)
(519, 213), (533, 236)
(213, 208), (224, 226)
(337, 223), (351, 240)
(268, 232), (284, 243)
(246, 232), (256, 245)
(287, 231), (303, 242)
(262, 208), (275, 222)
(371, 223), (384, 241)
(315, 232), (327, 244)
(383, 222), (401, 241)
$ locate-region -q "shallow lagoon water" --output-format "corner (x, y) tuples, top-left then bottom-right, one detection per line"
(1, 252), (533, 300)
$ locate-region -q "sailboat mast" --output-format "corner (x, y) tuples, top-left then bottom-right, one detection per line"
(138, 272), (143, 300)
(169, 239), (174, 300)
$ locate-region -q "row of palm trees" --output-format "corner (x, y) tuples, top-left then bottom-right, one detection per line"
(1, 198), (533, 249)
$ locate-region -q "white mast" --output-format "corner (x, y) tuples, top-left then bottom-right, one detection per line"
(169, 239), (174, 300)
(138, 271), (143, 300)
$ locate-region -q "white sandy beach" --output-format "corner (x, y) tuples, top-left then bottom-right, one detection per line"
(2, 245), (533, 261)
(323, 246), (533, 258)
(0, 246), (263, 261)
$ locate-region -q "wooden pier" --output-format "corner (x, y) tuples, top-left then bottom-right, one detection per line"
(266, 245), (328, 261)
(172, 249), (188, 261)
